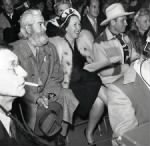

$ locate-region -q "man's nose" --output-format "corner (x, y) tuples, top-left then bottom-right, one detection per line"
(42, 23), (46, 31)
(15, 66), (28, 77)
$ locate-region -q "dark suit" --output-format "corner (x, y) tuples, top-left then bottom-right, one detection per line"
(0, 120), (18, 146)
(0, 10), (21, 43)
(81, 15), (105, 39)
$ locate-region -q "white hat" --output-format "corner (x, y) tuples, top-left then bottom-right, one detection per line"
(100, 3), (134, 26)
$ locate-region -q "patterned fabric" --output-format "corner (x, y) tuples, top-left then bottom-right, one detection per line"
(59, 8), (81, 27)
(94, 27), (140, 136)
(49, 36), (102, 118)
(116, 33), (130, 64)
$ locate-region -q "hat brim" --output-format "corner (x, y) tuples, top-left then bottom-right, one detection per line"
(100, 12), (134, 26)
(34, 102), (63, 137)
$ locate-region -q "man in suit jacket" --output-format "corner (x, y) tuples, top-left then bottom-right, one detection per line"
(11, 9), (78, 145)
(81, 0), (105, 39)
(0, 0), (22, 44)
(0, 47), (27, 145)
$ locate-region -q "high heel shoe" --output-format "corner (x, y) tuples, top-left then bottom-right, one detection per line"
(84, 129), (96, 146)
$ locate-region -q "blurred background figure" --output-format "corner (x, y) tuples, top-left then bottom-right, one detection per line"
(44, 0), (55, 20)
(46, 0), (72, 37)
(14, 0), (30, 14)
(0, 0), (21, 44)
(81, 0), (105, 39)
(128, 8), (150, 56)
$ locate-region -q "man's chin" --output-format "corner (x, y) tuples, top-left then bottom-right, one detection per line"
(38, 36), (49, 46)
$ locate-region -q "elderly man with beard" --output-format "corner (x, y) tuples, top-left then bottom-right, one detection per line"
(11, 9), (79, 146)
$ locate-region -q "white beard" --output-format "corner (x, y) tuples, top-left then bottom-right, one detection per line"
(30, 32), (49, 47)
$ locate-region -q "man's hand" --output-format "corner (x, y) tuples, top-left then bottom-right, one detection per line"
(37, 96), (48, 108)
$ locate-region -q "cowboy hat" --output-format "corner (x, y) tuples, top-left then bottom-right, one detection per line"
(100, 3), (134, 26)
(34, 101), (63, 138)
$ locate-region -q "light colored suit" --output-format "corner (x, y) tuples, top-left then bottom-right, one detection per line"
(94, 27), (140, 136)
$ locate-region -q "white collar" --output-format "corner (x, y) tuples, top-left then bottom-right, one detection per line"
(105, 27), (115, 40)
(87, 15), (97, 27)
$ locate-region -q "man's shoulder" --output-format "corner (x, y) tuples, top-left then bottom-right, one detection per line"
(95, 30), (107, 43)
(11, 40), (27, 49)
(45, 41), (58, 55)
(10, 40), (29, 57)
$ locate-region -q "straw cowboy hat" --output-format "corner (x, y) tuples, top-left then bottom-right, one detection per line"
(100, 3), (134, 26)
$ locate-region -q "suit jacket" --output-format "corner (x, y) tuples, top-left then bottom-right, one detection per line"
(12, 40), (64, 129)
(0, 10), (21, 43)
(81, 15), (104, 39)
(0, 120), (18, 146)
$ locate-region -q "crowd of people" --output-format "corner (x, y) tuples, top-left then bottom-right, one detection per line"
(0, 0), (150, 146)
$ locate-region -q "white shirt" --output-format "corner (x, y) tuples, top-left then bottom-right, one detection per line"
(0, 112), (11, 136)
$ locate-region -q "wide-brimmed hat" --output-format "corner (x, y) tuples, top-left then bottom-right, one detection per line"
(59, 8), (81, 27)
(100, 3), (134, 26)
(34, 102), (63, 137)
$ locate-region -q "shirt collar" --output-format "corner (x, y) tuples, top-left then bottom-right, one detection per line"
(87, 14), (97, 27)
(105, 27), (116, 40)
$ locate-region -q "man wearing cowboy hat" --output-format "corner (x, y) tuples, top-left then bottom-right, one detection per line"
(91, 2), (148, 144)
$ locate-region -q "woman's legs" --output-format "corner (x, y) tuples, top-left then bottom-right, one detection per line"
(86, 96), (104, 143)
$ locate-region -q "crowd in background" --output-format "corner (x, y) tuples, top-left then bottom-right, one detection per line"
(0, 0), (150, 146)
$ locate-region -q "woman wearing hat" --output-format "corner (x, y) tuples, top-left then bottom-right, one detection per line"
(49, 8), (107, 146)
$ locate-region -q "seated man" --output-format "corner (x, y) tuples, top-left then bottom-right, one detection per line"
(92, 2), (150, 142)
(11, 9), (78, 146)
(0, 47), (27, 145)
(0, 0), (21, 43)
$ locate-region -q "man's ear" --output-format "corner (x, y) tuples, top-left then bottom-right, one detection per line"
(110, 19), (116, 26)
(25, 25), (32, 34)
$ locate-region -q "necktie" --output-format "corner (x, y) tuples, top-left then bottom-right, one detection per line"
(93, 19), (97, 33)
(116, 33), (130, 64)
